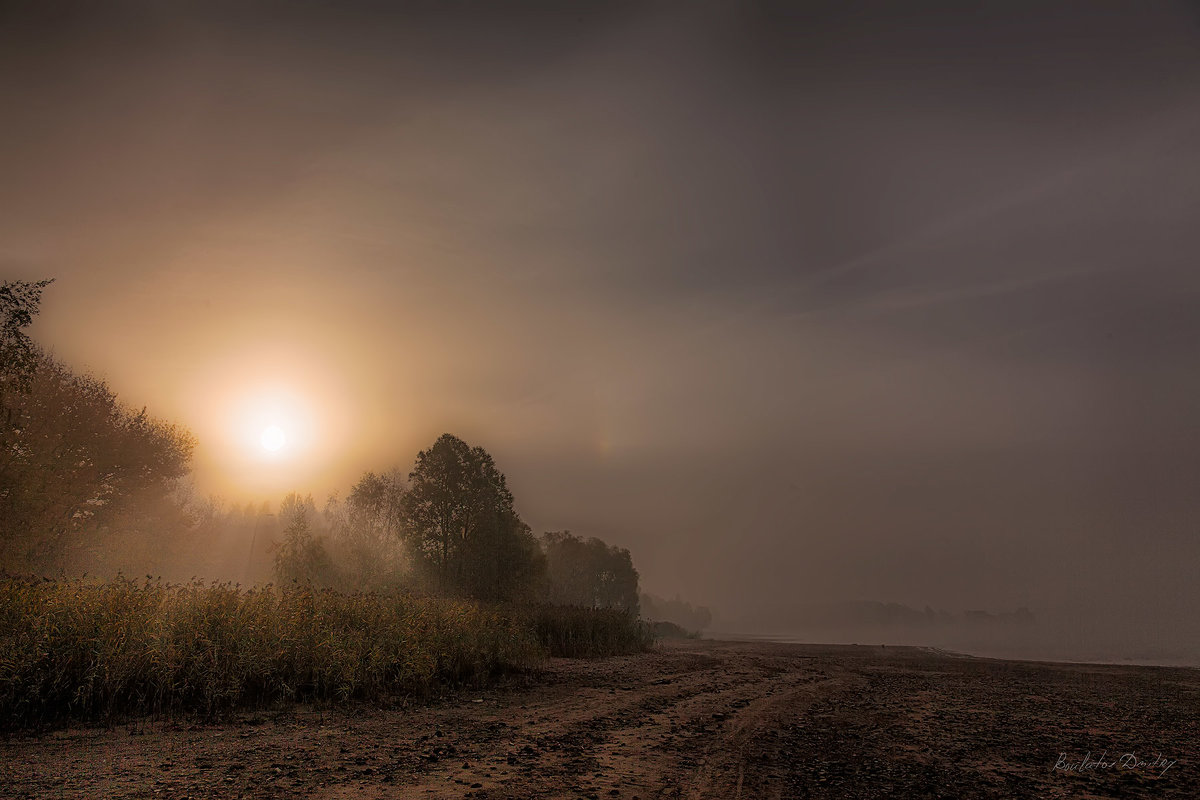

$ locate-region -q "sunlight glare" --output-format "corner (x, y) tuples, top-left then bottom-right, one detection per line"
(260, 425), (286, 452)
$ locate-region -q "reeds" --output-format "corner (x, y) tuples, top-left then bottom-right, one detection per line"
(0, 576), (536, 729)
(0, 578), (654, 730)
(531, 604), (654, 658)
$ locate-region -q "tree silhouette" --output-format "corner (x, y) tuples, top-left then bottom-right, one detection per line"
(542, 531), (640, 612)
(400, 434), (543, 600)
(0, 280), (195, 573)
(1, 279), (54, 416)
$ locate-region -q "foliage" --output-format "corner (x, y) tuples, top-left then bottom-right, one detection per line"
(271, 493), (335, 586)
(0, 576), (540, 729)
(400, 434), (544, 601)
(531, 604), (654, 658)
(542, 531), (640, 612)
(346, 469), (406, 537)
(0, 350), (196, 573)
(323, 470), (408, 591)
(0, 278), (54, 402)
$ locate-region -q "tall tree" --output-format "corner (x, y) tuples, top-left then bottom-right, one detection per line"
(400, 434), (543, 600)
(0, 280), (195, 573)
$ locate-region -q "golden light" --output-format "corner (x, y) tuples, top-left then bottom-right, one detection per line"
(180, 338), (374, 499)
(260, 424), (287, 452)
(232, 388), (312, 461)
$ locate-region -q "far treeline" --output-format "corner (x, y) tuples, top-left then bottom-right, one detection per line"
(0, 279), (707, 627)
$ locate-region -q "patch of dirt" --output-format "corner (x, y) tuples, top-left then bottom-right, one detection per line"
(2, 641), (1196, 798)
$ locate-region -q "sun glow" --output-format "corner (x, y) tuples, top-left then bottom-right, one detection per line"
(180, 340), (369, 498)
(232, 389), (312, 461)
(260, 424), (287, 452)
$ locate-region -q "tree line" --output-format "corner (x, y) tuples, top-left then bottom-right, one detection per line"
(264, 436), (641, 608)
(1, 279), (640, 610)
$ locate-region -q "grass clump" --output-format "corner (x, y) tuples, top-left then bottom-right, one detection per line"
(0, 576), (537, 729)
(531, 604), (654, 658)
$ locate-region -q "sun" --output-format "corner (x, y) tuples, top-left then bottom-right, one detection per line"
(215, 380), (332, 477)
(260, 424), (287, 452)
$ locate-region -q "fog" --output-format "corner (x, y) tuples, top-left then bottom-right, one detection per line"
(3, 1), (1199, 663)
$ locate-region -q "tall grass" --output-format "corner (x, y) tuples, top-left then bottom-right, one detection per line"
(0, 577), (537, 729)
(532, 605), (654, 658)
(0, 578), (654, 730)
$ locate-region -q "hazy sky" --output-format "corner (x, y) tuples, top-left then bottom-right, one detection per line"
(3, 1), (1199, 633)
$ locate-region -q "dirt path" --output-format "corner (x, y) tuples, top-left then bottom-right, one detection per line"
(2, 640), (1197, 799)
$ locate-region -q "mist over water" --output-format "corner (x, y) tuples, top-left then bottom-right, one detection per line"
(714, 607), (1200, 668)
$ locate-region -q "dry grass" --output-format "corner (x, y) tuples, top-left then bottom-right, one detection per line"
(0, 576), (538, 729)
(0, 578), (653, 730)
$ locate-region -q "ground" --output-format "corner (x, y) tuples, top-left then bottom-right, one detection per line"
(2, 640), (1196, 799)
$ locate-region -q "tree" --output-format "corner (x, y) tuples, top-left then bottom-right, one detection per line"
(346, 468), (406, 538)
(542, 531), (640, 612)
(0, 280), (195, 573)
(324, 468), (408, 590)
(462, 510), (544, 603)
(0, 351), (195, 572)
(271, 492), (333, 585)
(400, 433), (543, 600)
(1, 279), (54, 405)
